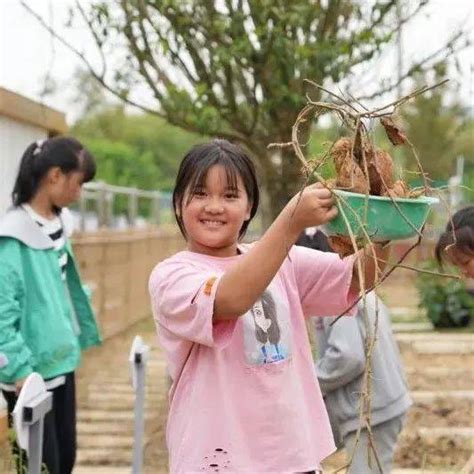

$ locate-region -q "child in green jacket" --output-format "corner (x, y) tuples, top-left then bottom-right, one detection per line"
(0, 136), (102, 474)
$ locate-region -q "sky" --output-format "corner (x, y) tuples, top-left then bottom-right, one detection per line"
(1, 0), (473, 125)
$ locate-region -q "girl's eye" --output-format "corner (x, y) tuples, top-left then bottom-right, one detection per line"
(225, 192), (238, 199)
(193, 190), (206, 197)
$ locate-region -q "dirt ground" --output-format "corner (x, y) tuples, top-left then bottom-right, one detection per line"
(406, 370), (473, 391)
(395, 434), (471, 470)
(76, 318), (169, 474)
(377, 270), (421, 312)
(143, 404), (169, 473)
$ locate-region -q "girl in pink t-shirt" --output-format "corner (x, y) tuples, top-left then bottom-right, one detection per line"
(149, 139), (389, 473)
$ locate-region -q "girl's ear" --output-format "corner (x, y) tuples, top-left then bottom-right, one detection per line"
(47, 166), (63, 184)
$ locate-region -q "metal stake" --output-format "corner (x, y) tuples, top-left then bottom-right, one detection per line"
(23, 391), (52, 474)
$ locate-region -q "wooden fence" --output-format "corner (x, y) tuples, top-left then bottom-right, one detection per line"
(72, 227), (184, 340)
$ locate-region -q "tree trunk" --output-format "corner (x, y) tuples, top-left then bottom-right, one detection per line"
(259, 147), (306, 228)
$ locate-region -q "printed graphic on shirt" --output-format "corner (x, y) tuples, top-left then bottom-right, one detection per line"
(242, 286), (292, 365)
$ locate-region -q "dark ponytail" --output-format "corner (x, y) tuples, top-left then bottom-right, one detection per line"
(12, 136), (96, 207)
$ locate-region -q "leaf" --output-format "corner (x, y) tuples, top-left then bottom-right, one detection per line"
(380, 116), (407, 146)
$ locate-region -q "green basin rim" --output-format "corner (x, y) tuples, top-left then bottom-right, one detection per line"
(333, 189), (440, 205)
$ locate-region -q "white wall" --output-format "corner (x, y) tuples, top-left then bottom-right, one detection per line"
(0, 118), (47, 412)
(0, 117), (47, 215)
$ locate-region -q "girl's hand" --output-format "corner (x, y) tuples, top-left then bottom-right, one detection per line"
(15, 376), (28, 395)
(284, 182), (338, 234)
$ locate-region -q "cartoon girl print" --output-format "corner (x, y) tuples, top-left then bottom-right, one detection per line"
(243, 287), (292, 365)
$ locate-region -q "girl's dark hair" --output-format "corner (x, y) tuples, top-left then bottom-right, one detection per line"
(295, 229), (333, 252)
(435, 206), (474, 265)
(12, 136), (96, 208)
(172, 139), (259, 239)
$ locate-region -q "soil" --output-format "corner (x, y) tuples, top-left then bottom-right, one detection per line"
(407, 399), (473, 429)
(377, 270), (419, 310)
(402, 350), (474, 369)
(394, 434), (471, 469)
(143, 406), (169, 473)
(406, 370), (474, 391)
(0, 442), (13, 473)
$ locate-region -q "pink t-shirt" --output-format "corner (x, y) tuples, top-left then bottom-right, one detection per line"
(149, 244), (356, 473)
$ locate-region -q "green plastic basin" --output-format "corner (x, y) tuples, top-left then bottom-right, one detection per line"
(324, 189), (439, 241)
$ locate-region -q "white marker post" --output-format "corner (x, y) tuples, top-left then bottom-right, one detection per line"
(129, 335), (150, 474)
(13, 373), (52, 474)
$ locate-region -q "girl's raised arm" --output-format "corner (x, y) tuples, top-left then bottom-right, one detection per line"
(214, 183), (337, 320)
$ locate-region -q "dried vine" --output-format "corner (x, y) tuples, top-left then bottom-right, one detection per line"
(269, 79), (459, 473)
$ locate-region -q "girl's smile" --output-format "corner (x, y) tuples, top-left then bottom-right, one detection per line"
(182, 164), (251, 257)
(200, 219), (226, 228)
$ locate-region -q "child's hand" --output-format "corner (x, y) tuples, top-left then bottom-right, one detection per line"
(15, 376), (28, 395)
(284, 182), (338, 233)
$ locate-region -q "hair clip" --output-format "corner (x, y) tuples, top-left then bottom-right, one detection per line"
(33, 139), (45, 156)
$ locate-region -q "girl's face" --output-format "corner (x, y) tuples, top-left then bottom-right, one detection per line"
(181, 165), (252, 257)
(447, 246), (474, 279)
(48, 168), (85, 208)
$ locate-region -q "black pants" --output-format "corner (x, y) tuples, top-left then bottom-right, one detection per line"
(3, 372), (76, 474)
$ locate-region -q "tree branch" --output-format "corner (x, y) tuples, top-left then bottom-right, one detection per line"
(354, 29), (467, 102)
(20, 0), (162, 117)
(120, 0), (167, 101)
(74, 0), (107, 79)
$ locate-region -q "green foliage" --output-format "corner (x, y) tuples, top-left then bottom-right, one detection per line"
(464, 166), (474, 202)
(5, 427), (50, 473)
(401, 70), (473, 180)
(307, 124), (341, 180)
(84, 139), (160, 189)
(72, 106), (203, 192)
(458, 122), (474, 202)
(416, 260), (474, 328)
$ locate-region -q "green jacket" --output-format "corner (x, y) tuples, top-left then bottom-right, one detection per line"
(0, 207), (101, 383)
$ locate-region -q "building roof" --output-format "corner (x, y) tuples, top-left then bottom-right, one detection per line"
(0, 87), (68, 134)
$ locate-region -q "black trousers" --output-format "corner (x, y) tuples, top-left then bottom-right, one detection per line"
(2, 372), (76, 474)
